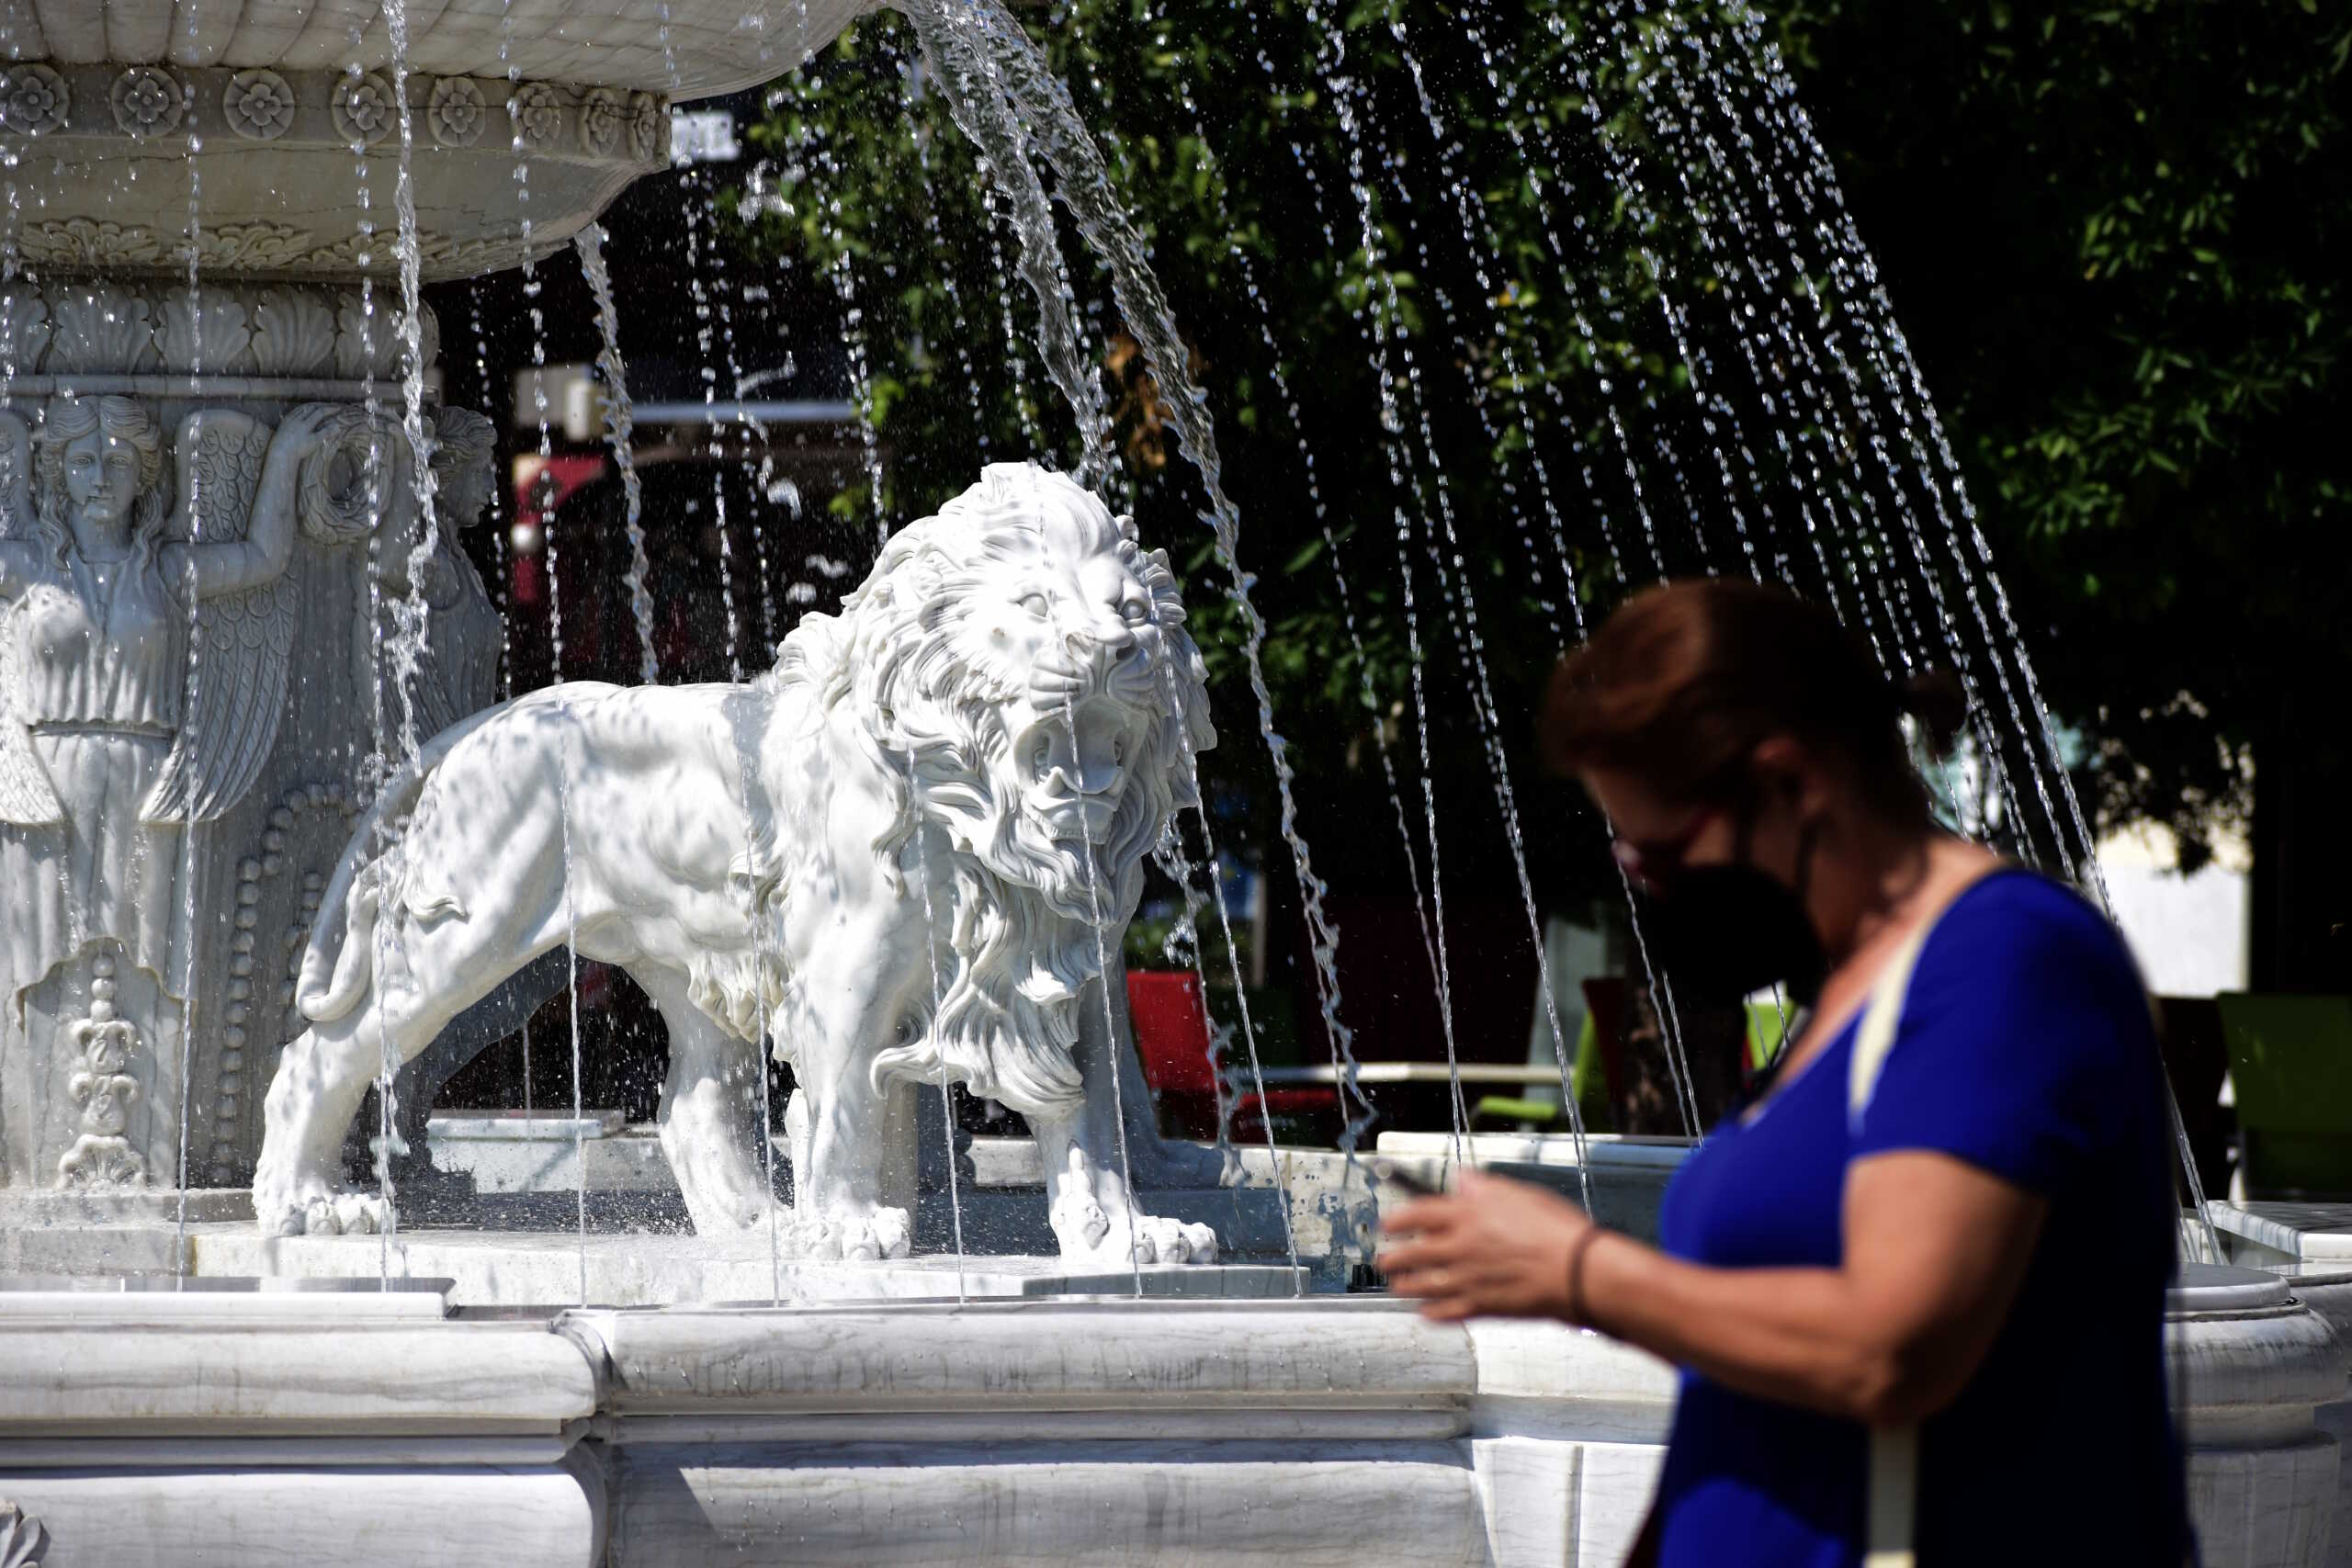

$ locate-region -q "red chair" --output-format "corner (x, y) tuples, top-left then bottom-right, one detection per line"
(1126, 970), (1337, 1144)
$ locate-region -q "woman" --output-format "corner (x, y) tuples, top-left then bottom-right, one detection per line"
(1378, 581), (2185, 1565)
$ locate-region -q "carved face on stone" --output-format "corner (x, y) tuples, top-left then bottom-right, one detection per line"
(36, 396), (164, 556)
(437, 460), (493, 530)
(62, 429), (143, 543)
(429, 408), (498, 531)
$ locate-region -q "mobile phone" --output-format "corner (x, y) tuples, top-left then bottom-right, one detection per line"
(1374, 1159), (1442, 1197)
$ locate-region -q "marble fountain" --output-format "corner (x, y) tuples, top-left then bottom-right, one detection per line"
(0, 1), (2344, 1563)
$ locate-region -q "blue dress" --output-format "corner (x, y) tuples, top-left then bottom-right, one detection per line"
(1653, 870), (2186, 1566)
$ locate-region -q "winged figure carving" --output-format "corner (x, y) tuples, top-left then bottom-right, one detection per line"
(139, 410), (300, 826)
(0, 409), (63, 827)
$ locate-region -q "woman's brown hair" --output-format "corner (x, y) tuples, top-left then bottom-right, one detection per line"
(1539, 579), (1966, 820)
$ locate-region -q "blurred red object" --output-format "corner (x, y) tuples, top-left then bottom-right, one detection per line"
(1127, 970), (1336, 1144)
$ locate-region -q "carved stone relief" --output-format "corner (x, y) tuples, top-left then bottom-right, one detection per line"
(0, 340), (503, 1189)
(0, 1501), (47, 1567)
(427, 79), (488, 149)
(55, 952), (145, 1188)
(0, 66), (69, 138)
(330, 73), (401, 148)
(222, 71), (297, 142)
(109, 68), (183, 140)
(16, 948), (184, 1192)
(0, 280), (436, 385)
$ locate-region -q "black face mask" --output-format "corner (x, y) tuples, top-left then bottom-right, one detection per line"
(1640, 819), (1828, 1009)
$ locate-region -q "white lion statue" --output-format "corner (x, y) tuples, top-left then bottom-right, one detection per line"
(254, 463), (1221, 1265)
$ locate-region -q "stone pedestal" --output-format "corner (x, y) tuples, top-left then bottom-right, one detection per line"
(2172, 1264), (2350, 1568)
(188, 1227), (1305, 1308)
(2210, 1204), (2352, 1568)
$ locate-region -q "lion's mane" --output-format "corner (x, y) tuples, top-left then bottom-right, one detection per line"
(729, 463), (1215, 1119)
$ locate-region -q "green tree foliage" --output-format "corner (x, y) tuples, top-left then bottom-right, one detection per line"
(1772, 2), (2349, 874)
(730, 0), (2347, 897)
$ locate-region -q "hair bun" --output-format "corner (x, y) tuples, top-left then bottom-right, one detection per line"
(1897, 668), (1968, 758)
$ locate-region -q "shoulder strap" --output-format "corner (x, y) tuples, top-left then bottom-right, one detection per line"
(1850, 908), (1939, 1568)
(1849, 914), (1935, 1130)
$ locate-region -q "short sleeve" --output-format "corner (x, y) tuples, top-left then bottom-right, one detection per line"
(1850, 875), (2155, 1197)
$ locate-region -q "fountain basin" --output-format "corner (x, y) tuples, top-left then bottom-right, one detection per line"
(0, 1269), (2338, 1565)
(0, 1), (877, 279)
(0, 1291), (1672, 1567)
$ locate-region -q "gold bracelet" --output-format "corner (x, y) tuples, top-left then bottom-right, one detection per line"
(1566, 1226), (1605, 1327)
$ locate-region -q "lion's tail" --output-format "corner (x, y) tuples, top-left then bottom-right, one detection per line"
(296, 711), (496, 1024)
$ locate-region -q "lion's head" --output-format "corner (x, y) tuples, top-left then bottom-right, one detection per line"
(763, 462), (1216, 1115)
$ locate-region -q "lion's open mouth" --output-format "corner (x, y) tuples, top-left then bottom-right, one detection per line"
(1018, 694), (1143, 846)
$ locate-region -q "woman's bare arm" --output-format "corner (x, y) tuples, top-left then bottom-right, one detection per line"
(165, 404), (330, 599)
(1379, 1156), (2046, 1427)
(1585, 1154), (2044, 1423)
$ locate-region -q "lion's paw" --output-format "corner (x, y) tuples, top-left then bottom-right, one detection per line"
(1126, 1213), (1219, 1265)
(1055, 1205), (1220, 1267)
(259, 1187), (393, 1236)
(807, 1206), (912, 1261)
(1050, 1190), (1114, 1255)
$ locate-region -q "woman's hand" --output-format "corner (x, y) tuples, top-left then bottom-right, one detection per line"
(1376, 1169), (1598, 1323)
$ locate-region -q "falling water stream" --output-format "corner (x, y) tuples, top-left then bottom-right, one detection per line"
(574, 224), (661, 685)
(686, 171), (793, 1303)
(169, 37), (207, 1277)
(810, 146), (893, 543)
(1111, 0), (1471, 1170)
(902, 28), (1114, 487)
(901, 0), (1381, 1255)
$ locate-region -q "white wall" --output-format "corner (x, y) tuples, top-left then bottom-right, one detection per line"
(2097, 824), (2251, 998)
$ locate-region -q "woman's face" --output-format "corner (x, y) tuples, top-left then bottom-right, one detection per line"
(1580, 765), (1747, 893)
(1581, 748), (1822, 901)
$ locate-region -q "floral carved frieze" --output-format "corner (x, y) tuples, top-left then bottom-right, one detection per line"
(8, 216), (514, 282)
(331, 72), (399, 147)
(0, 65), (69, 137)
(511, 81), (566, 152)
(7, 62), (669, 280)
(111, 67), (185, 139)
(427, 78), (487, 148)
(578, 86), (627, 156)
(0, 62), (664, 164)
(630, 92), (669, 162)
(224, 69), (298, 141)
